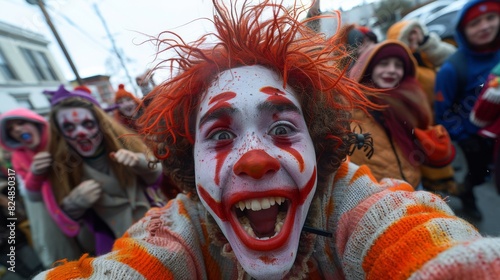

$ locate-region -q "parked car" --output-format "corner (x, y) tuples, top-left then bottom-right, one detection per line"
(424, 0), (468, 45)
(402, 0), (455, 23)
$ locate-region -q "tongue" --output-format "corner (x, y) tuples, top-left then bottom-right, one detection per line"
(246, 204), (279, 237)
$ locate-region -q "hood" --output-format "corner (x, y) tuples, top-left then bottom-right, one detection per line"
(386, 20), (428, 47)
(454, 0), (500, 53)
(348, 40), (417, 83)
(0, 108), (49, 152)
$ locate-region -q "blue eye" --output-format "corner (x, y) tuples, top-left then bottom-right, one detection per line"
(210, 130), (235, 140)
(270, 123), (294, 136)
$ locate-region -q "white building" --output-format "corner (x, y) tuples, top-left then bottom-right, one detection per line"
(0, 21), (68, 116)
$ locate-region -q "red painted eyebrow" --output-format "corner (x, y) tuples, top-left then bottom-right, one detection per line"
(199, 88), (300, 128)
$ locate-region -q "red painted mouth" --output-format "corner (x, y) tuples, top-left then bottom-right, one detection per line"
(227, 191), (297, 251)
(77, 139), (93, 152)
(382, 77), (396, 83)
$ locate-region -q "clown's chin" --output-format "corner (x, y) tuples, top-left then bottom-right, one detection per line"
(244, 263), (293, 280)
(226, 197), (303, 279)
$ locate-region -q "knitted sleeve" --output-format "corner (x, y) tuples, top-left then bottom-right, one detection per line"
(33, 195), (212, 280)
(333, 162), (500, 279)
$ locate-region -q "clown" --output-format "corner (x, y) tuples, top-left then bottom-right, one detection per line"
(35, 1), (500, 279)
(27, 85), (162, 256)
(193, 65), (318, 277)
(113, 84), (142, 132)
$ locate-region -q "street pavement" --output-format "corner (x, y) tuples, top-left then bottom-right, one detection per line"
(445, 143), (500, 236)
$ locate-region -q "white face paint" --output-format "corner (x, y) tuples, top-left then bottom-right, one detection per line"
(372, 57), (404, 89)
(6, 119), (41, 150)
(194, 65), (317, 279)
(56, 107), (103, 157)
(117, 97), (138, 117)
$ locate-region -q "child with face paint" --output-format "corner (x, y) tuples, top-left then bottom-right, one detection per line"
(30, 85), (162, 256)
(347, 40), (456, 193)
(33, 1), (500, 279)
(0, 108), (83, 268)
(114, 84), (142, 132)
(113, 84), (182, 200)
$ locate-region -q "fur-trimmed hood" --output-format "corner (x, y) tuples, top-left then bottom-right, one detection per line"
(386, 19), (428, 47)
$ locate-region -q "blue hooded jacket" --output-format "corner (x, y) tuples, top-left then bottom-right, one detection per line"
(434, 0), (500, 141)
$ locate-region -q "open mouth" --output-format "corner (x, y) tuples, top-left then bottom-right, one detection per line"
(230, 195), (294, 250)
(77, 139), (93, 152)
(235, 197), (288, 239)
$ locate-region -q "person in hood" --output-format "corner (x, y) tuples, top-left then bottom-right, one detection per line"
(435, 0), (500, 221)
(33, 1), (500, 279)
(113, 84), (142, 132)
(387, 19), (457, 118)
(0, 108), (83, 268)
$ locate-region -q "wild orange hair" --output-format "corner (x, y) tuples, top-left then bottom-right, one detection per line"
(138, 0), (376, 193)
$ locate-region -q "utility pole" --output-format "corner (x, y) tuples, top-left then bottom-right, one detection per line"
(26, 0), (84, 85)
(93, 3), (137, 96)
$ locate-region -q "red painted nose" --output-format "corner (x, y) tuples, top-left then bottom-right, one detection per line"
(233, 149), (280, 179)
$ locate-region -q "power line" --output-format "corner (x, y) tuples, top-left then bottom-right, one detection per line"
(92, 2), (138, 96)
(44, 3), (112, 53)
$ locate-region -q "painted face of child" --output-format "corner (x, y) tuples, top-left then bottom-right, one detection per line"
(194, 65), (317, 279)
(372, 57), (404, 89)
(117, 97), (137, 117)
(56, 107), (103, 157)
(464, 12), (500, 48)
(6, 119), (41, 150)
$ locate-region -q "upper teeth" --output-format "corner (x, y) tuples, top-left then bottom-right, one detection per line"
(236, 197), (285, 211)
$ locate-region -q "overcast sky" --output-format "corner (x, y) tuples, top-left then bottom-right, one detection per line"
(0, 0), (372, 93)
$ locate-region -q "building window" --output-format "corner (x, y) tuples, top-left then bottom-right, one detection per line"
(0, 49), (18, 80)
(12, 94), (34, 110)
(20, 48), (58, 81)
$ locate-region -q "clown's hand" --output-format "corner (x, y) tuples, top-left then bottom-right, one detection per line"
(30, 151), (52, 175)
(109, 149), (148, 169)
(61, 179), (102, 219)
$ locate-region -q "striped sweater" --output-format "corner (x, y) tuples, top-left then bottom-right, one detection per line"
(34, 162), (500, 279)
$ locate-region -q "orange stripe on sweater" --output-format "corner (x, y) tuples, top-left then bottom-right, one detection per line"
(350, 165), (378, 185)
(46, 254), (94, 280)
(200, 221), (223, 279)
(177, 199), (189, 217)
(387, 183), (414, 192)
(334, 162), (349, 181)
(112, 237), (174, 279)
(363, 207), (452, 279)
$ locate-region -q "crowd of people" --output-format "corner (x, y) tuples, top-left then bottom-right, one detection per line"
(0, 0), (499, 279)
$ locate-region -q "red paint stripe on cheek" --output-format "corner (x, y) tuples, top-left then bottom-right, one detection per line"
(299, 167), (317, 204)
(282, 146), (304, 172)
(214, 147), (231, 186)
(276, 141), (305, 172)
(197, 184), (225, 221)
